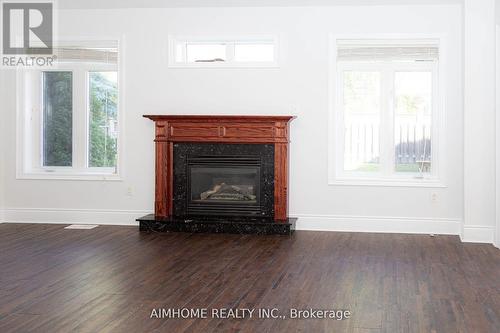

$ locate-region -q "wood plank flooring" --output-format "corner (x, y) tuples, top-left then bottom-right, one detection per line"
(0, 223), (499, 333)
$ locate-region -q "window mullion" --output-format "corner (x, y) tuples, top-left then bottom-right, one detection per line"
(226, 42), (235, 63)
(388, 67), (396, 177)
(336, 67), (346, 178)
(35, 70), (43, 169)
(73, 68), (87, 170)
(431, 63), (439, 179)
(380, 67), (394, 177)
(183, 42), (188, 63)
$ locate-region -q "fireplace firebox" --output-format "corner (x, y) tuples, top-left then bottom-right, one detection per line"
(173, 143), (274, 218)
(188, 157), (261, 215)
(138, 115), (296, 235)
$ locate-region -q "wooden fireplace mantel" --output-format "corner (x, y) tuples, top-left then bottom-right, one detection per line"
(144, 115), (295, 220)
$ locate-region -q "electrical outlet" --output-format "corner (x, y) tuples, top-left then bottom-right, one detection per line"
(126, 186), (134, 196)
(431, 193), (438, 203)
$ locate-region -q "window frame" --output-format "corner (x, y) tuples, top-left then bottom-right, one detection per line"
(16, 46), (123, 181)
(167, 35), (280, 68)
(328, 35), (446, 188)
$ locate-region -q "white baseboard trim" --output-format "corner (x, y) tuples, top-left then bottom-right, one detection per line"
(461, 225), (496, 244)
(2, 208), (151, 226)
(292, 214), (462, 236)
(0, 209), (476, 242)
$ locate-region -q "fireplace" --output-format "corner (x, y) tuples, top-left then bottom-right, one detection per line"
(173, 143), (274, 218)
(187, 156), (261, 215)
(138, 115), (296, 234)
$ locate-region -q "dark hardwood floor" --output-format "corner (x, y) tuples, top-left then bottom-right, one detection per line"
(0, 223), (499, 333)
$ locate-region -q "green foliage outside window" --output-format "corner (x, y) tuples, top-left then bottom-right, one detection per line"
(88, 72), (118, 168)
(43, 71), (73, 167)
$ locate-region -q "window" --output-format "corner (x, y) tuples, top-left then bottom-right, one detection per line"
(331, 39), (442, 185)
(88, 71), (118, 168)
(17, 41), (121, 180)
(42, 71), (73, 167)
(169, 36), (278, 67)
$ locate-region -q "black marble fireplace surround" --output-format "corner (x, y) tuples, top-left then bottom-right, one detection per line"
(138, 142), (295, 235)
(173, 143), (275, 218)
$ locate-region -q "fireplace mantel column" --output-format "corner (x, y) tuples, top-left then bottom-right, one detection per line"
(273, 121), (289, 221)
(153, 121), (173, 217)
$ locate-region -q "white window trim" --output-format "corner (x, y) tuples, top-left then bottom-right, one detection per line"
(328, 34), (447, 188)
(16, 38), (125, 181)
(167, 34), (280, 68)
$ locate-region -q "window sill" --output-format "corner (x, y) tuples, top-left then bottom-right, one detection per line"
(329, 178), (446, 188)
(16, 172), (123, 181)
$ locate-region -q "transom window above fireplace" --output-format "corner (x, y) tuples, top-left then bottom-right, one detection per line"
(168, 35), (279, 68)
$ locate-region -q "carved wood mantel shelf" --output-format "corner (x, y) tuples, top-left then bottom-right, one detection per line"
(144, 115), (295, 221)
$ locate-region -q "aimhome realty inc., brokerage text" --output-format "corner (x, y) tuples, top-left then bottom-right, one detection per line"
(150, 308), (352, 320)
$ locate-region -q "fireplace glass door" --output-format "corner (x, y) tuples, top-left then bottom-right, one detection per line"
(187, 156), (262, 216)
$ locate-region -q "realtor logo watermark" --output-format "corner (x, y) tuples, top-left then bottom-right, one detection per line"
(1, 0), (55, 67)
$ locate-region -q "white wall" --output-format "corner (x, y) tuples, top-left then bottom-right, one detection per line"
(0, 5), (464, 233)
(497, 0), (500, 23)
(463, 0), (497, 243)
(0, 74), (5, 223)
(496, 24), (500, 248)
(496, 0), (500, 247)
(57, 0), (464, 9)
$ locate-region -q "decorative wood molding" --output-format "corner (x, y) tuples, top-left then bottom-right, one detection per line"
(144, 115), (295, 220)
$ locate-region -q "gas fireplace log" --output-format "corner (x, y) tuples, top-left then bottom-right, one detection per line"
(200, 183), (256, 201)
